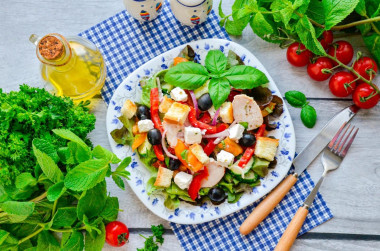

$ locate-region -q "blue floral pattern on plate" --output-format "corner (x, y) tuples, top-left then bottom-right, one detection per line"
(106, 39), (296, 224)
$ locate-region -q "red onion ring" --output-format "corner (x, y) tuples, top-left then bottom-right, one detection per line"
(211, 108), (220, 126)
(189, 90), (199, 118)
(161, 130), (178, 159)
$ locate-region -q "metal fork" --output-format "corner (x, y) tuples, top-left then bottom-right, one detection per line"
(274, 122), (359, 251)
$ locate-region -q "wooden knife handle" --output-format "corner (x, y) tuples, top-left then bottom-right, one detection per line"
(274, 206), (309, 251)
(239, 174), (298, 235)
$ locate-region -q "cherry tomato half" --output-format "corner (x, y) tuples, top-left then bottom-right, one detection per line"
(329, 71), (357, 97)
(353, 56), (378, 81)
(319, 30), (333, 49)
(105, 221), (129, 247)
(353, 83), (380, 109)
(286, 42), (313, 67)
(327, 40), (354, 66)
(307, 57), (334, 81)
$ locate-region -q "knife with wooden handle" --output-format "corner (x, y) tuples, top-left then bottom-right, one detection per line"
(239, 105), (359, 235)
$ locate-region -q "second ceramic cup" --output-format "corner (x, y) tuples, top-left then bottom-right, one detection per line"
(170, 0), (213, 26)
(123, 0), (163, 22)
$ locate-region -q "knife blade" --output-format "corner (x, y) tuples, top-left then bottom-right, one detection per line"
(293, 104), (359, 175)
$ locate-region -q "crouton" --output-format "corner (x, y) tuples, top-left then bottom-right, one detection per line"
(189, 144), (209, 164)
(159, 96), (174, 113)
(154, 166), (174, 188)
(164, 102), (190, 125)
(121, 100), (137, 119)
(254, 137), (279, 161)
(220, 102), (234, 123)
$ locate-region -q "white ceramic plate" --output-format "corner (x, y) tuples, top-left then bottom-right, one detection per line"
(106, 39), (295, 224)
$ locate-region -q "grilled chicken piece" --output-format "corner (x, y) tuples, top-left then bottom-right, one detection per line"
(232, 94), (263, 130)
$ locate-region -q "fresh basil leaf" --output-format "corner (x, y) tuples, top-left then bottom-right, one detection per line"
(64, 159), (110, 191)
(92, 145), (120, 164)
(296, 16), (326, 55)
(323, 0), (360, 30)
(112, 175), (125, 190)
(36, 231), (60, 251)
(100, 196), (119, 222)
(140, 77), (156, 108)
(362, 33), (380, 65)
(355, 0), (366, 16)
(208, 78), (231, 110)
(33, 144), (64, 183)
(205, 50), (228, 73)
(52, 207), (77, 227)
(301, 104), (317, 128)
(77, 181), (107, 220)
(285, 91), (307, 107)
(15, 173), (37, 189)
(224, 65), (268, 89)
(33, 138), (59, 163)
(164, 62), (209, 90)
(47, 181), (67, 201)
(61, 231), (84, 251)
(84, 221), (105, 251)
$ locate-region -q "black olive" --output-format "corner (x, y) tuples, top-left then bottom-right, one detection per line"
(208, 187), (226, 205)
(239, 133), (256, 147)
(147, 129), (162, 145)
(168, 158), (181, 171)
(198, 93), (213, 111)
(269, 158), (277, 169)
(137, 105), (150, 120)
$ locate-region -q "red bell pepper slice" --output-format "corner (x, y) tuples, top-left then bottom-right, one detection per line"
(150, 88), (163, 133)
(238, 124), (266, 168)
(203, 140), (217, 156)
(198, 112), (212, 124)
(153, 145), (165, 161)
(188, 107), (219, 134)
(216, 123), (228, 133)
(188, 166), (209, 200)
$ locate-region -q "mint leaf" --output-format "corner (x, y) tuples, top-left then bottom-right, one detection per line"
(1, 201), (35, 223)
(112, 175), (125, 190)
(100, 197), (119, 222)
(33, 138), (60, 163)
(33, 143), (64, 183)
(61, 231), (84, 251)
(68, 142), (91, 163)
(296, 16), (326, 55)
(117, 157), (132, 171)
(53, 129), (88, 149)
(84, 221), (105, 251)
(36, 231), (60, 251)
(92, 145), (120, 164)
(355, 0), (366, 16)
(77, 182), (107, 220)
(15, 173), (37, 189)
(285, 91), (307, 107)
(52, 207), (77, 227)
(205, 50), (228, 73)
(47, 181), (67, 201)
(225, 65), (268, 89)
(249, 12), (275, 43)
(0, 230), (10, 245)
(306, 0), (325, 24)
(271, 0), (294, 28)
(164, 62), (209, 90)
(208, 78), (231, 110)
(301, 104), (317, 128)
(57, 147), (75, 165)
(225, 19), (247, 36)
(323, 0), (360, 30)
(64, 159), (110, 191)
(362, 33), (380, 65)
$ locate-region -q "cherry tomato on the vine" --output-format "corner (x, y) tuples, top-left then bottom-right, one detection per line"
(352, 83), (380, 109)
(105, 221), (129, 247)
(307, 57), (334, 81)
(286, 42), (313, 67)
(329, 71), (357, 97)
(327, 40), (354, 66)
(353, 56), (378, 81)
(319, 30), (333, 49)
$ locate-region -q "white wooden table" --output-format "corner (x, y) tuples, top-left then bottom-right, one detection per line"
(1, 1), (380, 250)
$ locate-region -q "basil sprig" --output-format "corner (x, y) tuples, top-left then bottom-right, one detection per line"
(164, 50), (268, 109)
(285, 90), (317, 128)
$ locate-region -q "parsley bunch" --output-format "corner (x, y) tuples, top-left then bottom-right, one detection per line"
(0, 85), (96, 185)
(137, 224), (165, 251)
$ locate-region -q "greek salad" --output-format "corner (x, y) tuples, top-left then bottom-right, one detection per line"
(111, 46), (284, 209)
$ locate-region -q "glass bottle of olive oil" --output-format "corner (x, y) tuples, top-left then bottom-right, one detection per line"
(29, 33), (106, 102)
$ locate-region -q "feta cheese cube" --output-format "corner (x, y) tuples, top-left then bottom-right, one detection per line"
(170, 87), (188, 102)
(189, 144), (209, 164)
(217, 150), (235, 167)
(174, 171), (193, 190)
(229, 124), (245, 142)
(184, 127), (202, 145)
(137, 119), (154, 133)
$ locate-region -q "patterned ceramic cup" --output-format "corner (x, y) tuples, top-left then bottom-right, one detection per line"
(170, 0), (213, 26)
(123, 0), (163, 22)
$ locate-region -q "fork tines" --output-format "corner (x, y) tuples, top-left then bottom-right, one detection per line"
(327, 122), (359, 157)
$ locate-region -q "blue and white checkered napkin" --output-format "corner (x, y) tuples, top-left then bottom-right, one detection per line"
(79, 5), (333, 250)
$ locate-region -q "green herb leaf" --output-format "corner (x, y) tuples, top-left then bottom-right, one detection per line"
(296, 16), (326, 55)
(205, 50), (228, 73)
(219, 0), (226, 18)
(271, 0), (294, 28)
(53, 129), (88, 149)
(301, 104), (317, 128)
(355, 0), (366, 16)
(64, 159), (110, 191)
(208, 78), (231, 110)
(47, 181), (67, 201)
(92, 145), (120, 164)
(100, 197), (119, 222)
(33, 143), (64, 183)
(140, 77), (157, 108)
(77, 181), (107, 220)
(1, 201), (35, 223)
(164, 194), (180, 210)
(285, 91), (307, 107)
(84, 221), (105, 251)
(33, 139), (60, 163)
(249, 12), (275, 43)
(36, 231), (60, 251)
(224, 65), (268, 89)
(225, 19), (247, 36)
(239, 122), (249, 129)
(164, 62), (209, 90)
(15, 173), (37, 189)
(61, 231), (84, 251)
(112, 175), (125, 190)
(0, 230), (9, 245)
(51, 207), (77, 228)
(362, 33), (380, 65)
(180, 150), (188, 162)
(323, 0), (360, 30)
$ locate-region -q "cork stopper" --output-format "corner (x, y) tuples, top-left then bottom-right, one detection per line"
(38, 36), (64, 60)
